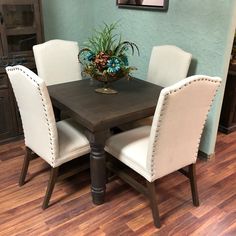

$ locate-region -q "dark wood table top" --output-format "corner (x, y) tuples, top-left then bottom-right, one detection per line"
(48, 78), (163, 132)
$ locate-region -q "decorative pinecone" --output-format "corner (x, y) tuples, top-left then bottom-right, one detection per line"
(94, 52), (110, 71)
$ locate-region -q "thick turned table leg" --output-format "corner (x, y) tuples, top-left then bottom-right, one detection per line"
(86, 130), (109, 205)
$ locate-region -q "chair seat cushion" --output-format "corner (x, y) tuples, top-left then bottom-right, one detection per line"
(55, 119), (90, 167)
(105, 126), (152, 181)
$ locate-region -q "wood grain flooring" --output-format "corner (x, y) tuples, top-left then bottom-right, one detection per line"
(0, 131), (236, 235)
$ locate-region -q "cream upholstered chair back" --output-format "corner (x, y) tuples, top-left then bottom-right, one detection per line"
(147, 45), (192, 87)
(147, 75), (221, 181)
(33, 39), (82, 86)
(6, 65), (59, 166)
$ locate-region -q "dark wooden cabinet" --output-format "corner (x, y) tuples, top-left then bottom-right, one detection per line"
(219, 70), (236, 134)
(0, 0), (44, 143)
(219, 30), (236, 134)
(0, 89), (17, 140)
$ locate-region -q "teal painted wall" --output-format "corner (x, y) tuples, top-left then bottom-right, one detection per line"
(42, 0), (236, 155)
(42, 0), (93, 43)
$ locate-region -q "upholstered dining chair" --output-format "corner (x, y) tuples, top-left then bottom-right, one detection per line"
(120, 45), (192, 130)
(105, 75), (221, 227)
(33, 39), (82, 86)
(147, 45), (192, 86)
(6, 65), (90, 209)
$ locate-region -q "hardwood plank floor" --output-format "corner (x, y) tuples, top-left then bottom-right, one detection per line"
(0, 131), (236, 235)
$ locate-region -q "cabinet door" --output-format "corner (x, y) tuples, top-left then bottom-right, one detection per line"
(0, 0), (43, 57)
(0, 33), (3, 57)
(0, 88), (18, 141)
(0, 73), (8, 89)
(0, 13), (3, 57)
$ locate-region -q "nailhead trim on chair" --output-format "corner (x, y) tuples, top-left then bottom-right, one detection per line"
(150, 77), (220, 178)
(7, 66), (56, 166)
(150, 94), (168, 177)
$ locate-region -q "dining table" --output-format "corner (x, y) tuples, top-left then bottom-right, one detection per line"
(48, 78), (163, 205)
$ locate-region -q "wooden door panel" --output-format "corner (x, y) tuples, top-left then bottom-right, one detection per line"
(0, 89), (17, 140)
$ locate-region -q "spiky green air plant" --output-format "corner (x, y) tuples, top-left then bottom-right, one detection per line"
(78, 22), (139, 83)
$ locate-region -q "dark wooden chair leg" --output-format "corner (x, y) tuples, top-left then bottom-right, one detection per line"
(146, 181), (161, 228)
(19, 147), (32, 186)
(189, 163), (200, 206)
(42, 167), (59, 210)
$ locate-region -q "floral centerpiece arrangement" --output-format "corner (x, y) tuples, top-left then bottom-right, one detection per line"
(78, 22), (139, 94)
